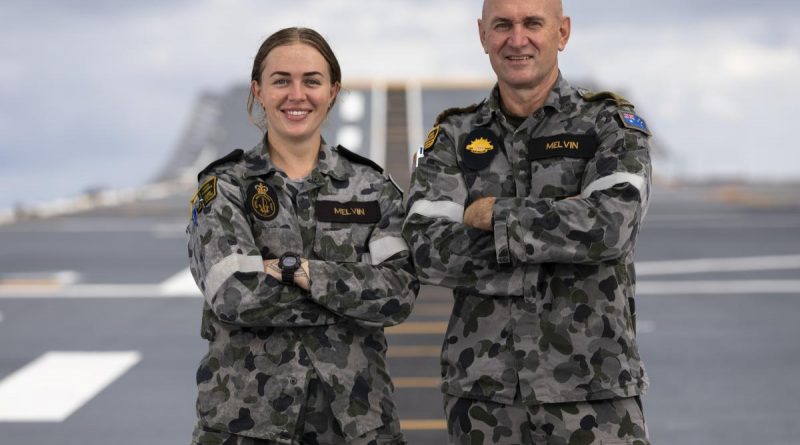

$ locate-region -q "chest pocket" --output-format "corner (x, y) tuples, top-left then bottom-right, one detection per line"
(313, 200), (379, 263)
(529, 134), (596, 199)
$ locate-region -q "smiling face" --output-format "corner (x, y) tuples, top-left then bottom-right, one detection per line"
(478, 0), (570, 91)
(251, 43), (340, 144)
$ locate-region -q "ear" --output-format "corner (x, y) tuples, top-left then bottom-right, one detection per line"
(477, 18), (488, 54)
(328, 82), (341, 111)
(558, 16), (571, 51)
(251, 80), (262, 105)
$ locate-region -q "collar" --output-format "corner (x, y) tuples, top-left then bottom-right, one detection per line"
(476, 72), (575, 126)
(243, 134), (348, 182)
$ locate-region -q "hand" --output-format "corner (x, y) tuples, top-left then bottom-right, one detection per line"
(263, 259), (281, 281)
(262, 258), (311, 291)
(294, 259), (311, 291)
(463, 196), (495, 231)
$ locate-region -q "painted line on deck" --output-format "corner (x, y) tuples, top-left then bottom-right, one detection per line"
(386, 322), (448, 335)
(394, 377), (440, 388)
(637, 255), (800, 276)
(639, 280), (800, 295)
(387, 345), (441, 358)
(400, 419), (447, 430)
(0, 351), (141, 422)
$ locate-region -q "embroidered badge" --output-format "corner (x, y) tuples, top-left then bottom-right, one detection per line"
(618, 111), (651, 136)
(246, 181), (279, 221)
(423, 125), (440, 150)
(461, 128), (500, 170)
(529, 135), (598, 160)
(189, 176), (218, 220)
(316, 201), (381, 224)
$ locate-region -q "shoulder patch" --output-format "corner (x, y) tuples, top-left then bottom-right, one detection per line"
(579, 90), (634, 108)
(423, 125), (440, 151)
(197, 149), (244, 181)
(335, 145), (384, 173)
(618, 111), (651, 136)
(434, 102), (482, 126)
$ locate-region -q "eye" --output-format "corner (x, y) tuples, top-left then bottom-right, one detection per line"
(524, 19), (543, 29)
(494, 21), (512, 31)
(304, 78), (322, 86)
(272, 78), (289, 86)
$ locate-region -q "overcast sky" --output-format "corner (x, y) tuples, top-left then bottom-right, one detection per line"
(1, 0), (798, 210)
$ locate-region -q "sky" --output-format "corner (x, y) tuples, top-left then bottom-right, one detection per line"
(1, 0), (799, 211)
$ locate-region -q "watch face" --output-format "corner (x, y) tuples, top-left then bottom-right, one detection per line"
(282, 256), (298, 268)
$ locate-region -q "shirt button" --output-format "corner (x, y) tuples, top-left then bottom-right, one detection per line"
(289, 377), (297, 385)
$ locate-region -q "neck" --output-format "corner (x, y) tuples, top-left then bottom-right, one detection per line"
(266, 133), (320, 180)
(497, 69), (560, 117)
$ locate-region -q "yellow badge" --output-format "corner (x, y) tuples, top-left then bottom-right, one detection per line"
(251, 183), (277, 219)
(190, 177), (218, 211)
(465, 137), (494, 154)
(423, 125), (440, 150)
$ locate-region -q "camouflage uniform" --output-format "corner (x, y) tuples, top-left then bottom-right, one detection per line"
(187, 139), (419, 445)
(404, 74), (651, 443)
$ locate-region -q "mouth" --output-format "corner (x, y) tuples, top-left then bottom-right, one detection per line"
(282, 109), (311, 120)
(506, 55), (533, 61)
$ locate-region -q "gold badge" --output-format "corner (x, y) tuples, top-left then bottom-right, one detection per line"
(189, 177), (218, 213)
(251, 183), (277, 219)
(465, 137), (494, 154)
(423, 125), (440, 150)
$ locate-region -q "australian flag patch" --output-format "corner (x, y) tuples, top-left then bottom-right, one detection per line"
(618, 111), (651, 136)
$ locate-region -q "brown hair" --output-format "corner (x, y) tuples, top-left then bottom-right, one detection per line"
(247, 27), (342, 129)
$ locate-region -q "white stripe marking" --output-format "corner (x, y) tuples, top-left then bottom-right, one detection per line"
(368, 236), (409, 265)
(407, 199), (464, 223)
(204, 254), (263, 299)
(637, 255), (800, 276)
(0, 351), (141, 422)
(160, 267), (200, 296)
(581, 173), (646, 198)
(638, 280), (800, 295)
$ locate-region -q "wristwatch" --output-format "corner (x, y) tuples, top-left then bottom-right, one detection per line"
(278, 252), (301, 285)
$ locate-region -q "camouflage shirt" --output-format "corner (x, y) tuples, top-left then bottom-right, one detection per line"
(187, 139), (418, 443)
(404, 74), (651, 406)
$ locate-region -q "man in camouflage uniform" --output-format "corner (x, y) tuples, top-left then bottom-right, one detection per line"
(404, 0), (652, 443)
(188, 139), (418, 444)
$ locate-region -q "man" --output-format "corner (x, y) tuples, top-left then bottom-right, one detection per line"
(403, 0), (652, 443)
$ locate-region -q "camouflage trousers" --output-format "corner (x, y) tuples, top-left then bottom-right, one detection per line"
(444, 395), (650, 445)
(192, 377), (405, 445)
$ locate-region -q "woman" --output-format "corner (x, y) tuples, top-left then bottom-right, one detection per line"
(187, 27), (418, 445)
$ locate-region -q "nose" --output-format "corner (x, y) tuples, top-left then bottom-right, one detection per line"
(509, 24), (527, 48)
(288, 81), (304, 101)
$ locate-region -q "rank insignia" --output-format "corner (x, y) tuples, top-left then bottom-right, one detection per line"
(461, 128), (500, 170)
(189, 177), (218, 219)
(618, 111), (651, 136)
(246, 181), (279, 221)
(423, 125), (440, 150)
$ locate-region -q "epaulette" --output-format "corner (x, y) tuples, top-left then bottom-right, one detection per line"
(335, 145), (383, 174)
(197, 149), (244, 181)
(434, 102), (483, 126)
(578, 90), (634, 109)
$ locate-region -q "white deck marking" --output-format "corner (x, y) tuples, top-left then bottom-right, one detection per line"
(638, 280), (800, 295)
(0, 351), (141, 422)
(637, 255), (800, 276)
(2, 255), (800, 299)
(159, 267), (199, 296)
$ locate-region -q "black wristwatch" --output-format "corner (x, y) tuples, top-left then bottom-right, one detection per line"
(278, 252), (301, 285)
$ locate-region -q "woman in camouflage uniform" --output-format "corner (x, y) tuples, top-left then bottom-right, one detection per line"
(188, 27), (418, 445)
